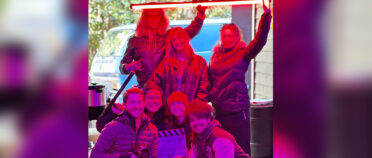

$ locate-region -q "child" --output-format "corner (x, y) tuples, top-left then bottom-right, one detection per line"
(186, 100), (250, 158)
(164, 92), (192, 139)
(90, 87), (158, 158)
(161, 91), (193, 157)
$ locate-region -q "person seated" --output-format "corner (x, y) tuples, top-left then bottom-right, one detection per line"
(95, 83), (166, 132)
(186, 100), (250, 158)
(142, 82), (167, 130)
(163, 91), (193, 148)
(90, 87), (158, 158)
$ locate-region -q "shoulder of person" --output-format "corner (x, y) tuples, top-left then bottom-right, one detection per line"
(128, 35), (137, 41)
(130, 34), (147, 42)
(212, 138), (235, 153)
(100, 119), (123, 134)
(193, 54), (207, 63)
(112, 114), (134, 128)
(211, 127), (235, 141)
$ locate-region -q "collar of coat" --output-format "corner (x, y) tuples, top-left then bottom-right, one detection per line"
(144, 105), (166, 124)
(116, 110), (150, 132)
(213, 41), (247, 54)
(192, 119), (221, 142)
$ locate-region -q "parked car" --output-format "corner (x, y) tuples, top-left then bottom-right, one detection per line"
(89, 18), (231, 103)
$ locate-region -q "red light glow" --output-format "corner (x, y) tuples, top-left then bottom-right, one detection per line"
(131, 0), (261, 10)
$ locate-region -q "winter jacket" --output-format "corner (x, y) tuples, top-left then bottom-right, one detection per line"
(90, 111), (158, 158)
(95, 104), (119, 133)
(96, 104), (167, 133)
(188, 120), (249, 158)
(148, 53), (209, 104)
(145, 106), (168, 131)
(120, 16), (205, 88)
(163, 115), (191, 134)
(163, 115), (193, 149)
(208, 13), (272, 115)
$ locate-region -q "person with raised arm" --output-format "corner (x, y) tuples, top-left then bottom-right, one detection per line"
(208, 0), (272, 154)
(120, 6), (207, 88)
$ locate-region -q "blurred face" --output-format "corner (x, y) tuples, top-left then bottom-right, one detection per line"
(169, 101), (186, 118)
(220, 28), (238, 49)
(125, 93), (144, 118)
(189, 115), (210, 134)
(146, 11), (161, 29)
(145, 90), (162, 113)
(171, 36), (186, 51)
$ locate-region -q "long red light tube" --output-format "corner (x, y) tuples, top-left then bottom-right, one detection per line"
(131, 0), (262, 10)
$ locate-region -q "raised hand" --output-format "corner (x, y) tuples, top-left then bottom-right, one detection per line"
(262, 0), (271, 14)
(111, 103), (124, 115)
(196, 5), (207, 15)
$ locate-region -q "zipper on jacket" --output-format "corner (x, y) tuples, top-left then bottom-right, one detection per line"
(134, 120), (150, 147)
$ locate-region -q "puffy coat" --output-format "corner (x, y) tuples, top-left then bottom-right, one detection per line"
(208, 13), (272, 115)
(188, 120), (249, 158)
(148, 53), (209, 104)
(96, 104), (167, 133)
(90, 111), (158, 158)
(120, 16), (205, 88)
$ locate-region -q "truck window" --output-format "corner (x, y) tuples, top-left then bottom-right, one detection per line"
(96, 29), (133, 57)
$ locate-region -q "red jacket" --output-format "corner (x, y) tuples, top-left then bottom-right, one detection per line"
(208, 13), (272, 115)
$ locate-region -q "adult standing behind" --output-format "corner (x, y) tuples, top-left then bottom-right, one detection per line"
(98, 6), (206, 131)
(208, 0), (272, 155)
(148, 27), (209, 104)
(120, 6), (207, 88)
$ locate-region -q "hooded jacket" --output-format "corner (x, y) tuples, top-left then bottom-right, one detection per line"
(90, 111), (158, 158)
(120, 16), (205, 88)
(188, 120), (249, 158)
(208, 13), (272, 115)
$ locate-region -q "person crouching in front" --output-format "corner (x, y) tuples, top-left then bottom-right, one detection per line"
(186, 100), (250, 158)
(90, 87), (158, 158)
(163, 91), (193, 148)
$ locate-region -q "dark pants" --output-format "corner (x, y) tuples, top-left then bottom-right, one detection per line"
(216, 109), (251, 155)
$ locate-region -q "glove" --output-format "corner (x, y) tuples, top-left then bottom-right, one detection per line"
(196, 5), (207, 14)
(111, 103), (124, 115)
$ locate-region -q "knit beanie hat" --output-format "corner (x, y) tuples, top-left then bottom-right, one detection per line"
(167, 91), (189, 109)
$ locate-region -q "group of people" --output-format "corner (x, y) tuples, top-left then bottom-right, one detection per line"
(91, 1), (271, 158)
